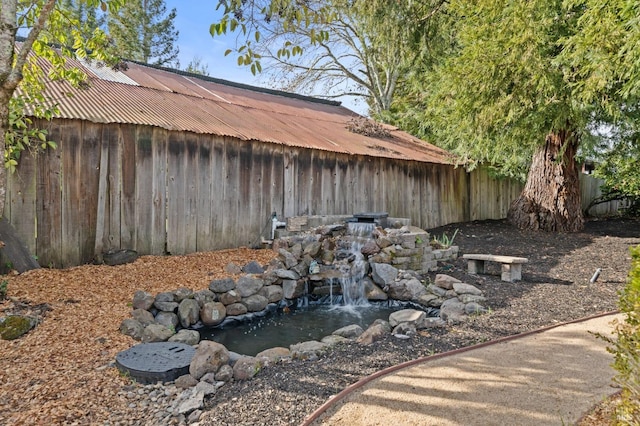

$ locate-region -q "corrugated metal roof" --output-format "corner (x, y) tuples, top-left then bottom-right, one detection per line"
(34, 58), (452, 165)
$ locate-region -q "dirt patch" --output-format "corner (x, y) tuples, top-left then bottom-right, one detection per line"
(0, 218), (637, 425)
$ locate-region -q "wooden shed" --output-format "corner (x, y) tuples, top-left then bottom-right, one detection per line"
(6, 60), (523, 268)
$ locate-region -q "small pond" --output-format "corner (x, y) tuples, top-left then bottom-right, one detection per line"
(198, 300), (436, 356)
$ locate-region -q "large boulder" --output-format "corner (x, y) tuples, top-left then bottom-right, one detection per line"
(218, 290), (242, 306)
(119, 318), (144, 341)
(440, 298), (467, 324)
(225, 302), (248, 316)
(142, 324), (175, 342)
(209, 278), (235, 293)
(233, 356), (263, 380)
(357, 319), (391, 345)
(168, 329), (200, 346)
(174, 287), (194, 302)
(332, 324), (364, 339)
(242, 295), (269, 312)
(178, 299), (200, 328)
(256, 347), (290, 363)
(290, 341), (329, 360)
(370, 263), (398, 287)
(389, 309), (426, 328)
(434, 274), (461, 290)
(155, 312), (179, 330)
(131, 309), (155, 326)
(452, 282), (483, 296)
(242, 261), (265, 274)
(259, 285), (284, 303)
(0, 315), (35, 340)
(236, 275), (264, 297)
(189, 341), (230, 380)
(193, 289), (216, 307)
(387, 277), (427, 301)
(282, 279), (306, 299)
(200, 302), (227, 326)
(132, 290), (155, 311)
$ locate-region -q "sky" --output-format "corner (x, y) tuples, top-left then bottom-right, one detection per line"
(164, 1), (364, 114)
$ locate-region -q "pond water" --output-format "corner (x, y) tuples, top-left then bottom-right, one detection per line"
(198, 302), (423, 356)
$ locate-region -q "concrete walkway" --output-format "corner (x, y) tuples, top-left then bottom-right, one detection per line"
(304, 312), (622, 426)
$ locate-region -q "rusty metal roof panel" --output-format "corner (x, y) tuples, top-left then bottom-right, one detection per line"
(36, 59), (451, 165)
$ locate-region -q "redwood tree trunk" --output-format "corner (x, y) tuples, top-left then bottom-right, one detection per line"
(507, 129), (584, 232)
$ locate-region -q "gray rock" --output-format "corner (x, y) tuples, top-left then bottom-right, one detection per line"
(278, 248), (299, 269)
(103, 249), (138, 266)
(189, 341), (230, 380)
(178, 299), (200, 328)
(392, 322), (417, 337)
(132, 291), (155, 310)
(155, 291), (175, 303)
(214, 364), (234, 382)
(387, 277), (427, 301)
(176, 389), (204, 415)
(360, 239), (381, 256)
(458, 294), (487, 304)
(187, 409), (203, 424)
(154, 301), (179, 312)
(142, 324), (175, 342)
(236, 275), (264, 297)
(275, 269), (300, 280)
(193, 289), (216, 307)
(174, 287), (194, 302)
(242, 295), (269, 312)
(389, 309), (426, 328)
(465, 302), (489, 315)
(199, 372), (217, 384)
(426, 283), (448, 297)
(225, 262), (242, 275)
(218, 290), (242, 305)
(119, 319), (144, 341)
(259, 285), (284, 303)
(434, 274), (461, 290)
(131, 308), (155, 326)
(290, 341), (329, 360)
(168, 329), (200, 346)
(200, 302), (227, 326)
(364, 278), (388, 301)
(416, 316), (447, 329)
(155, 312), (179, 330)
(225, 302), (248, 316)
(209, 278), (235, 293)
(357, 320), (391, 345)
(440, 298), (467, 324)
(242, 261), (265, 274)
(282, 279), (306, 299)
(452, 282), (483, 296)
(370, 263), (398, 286)
(195, 381), (218, 396)
(175, 374), (198, 389)
(233, 356), (263, 380)
(256, 347), (290, 363)
(321, 335), (349, 345)
(332, 324), (364, 339)
(303, 241), (322, 257)
(416, 293), (442, 307)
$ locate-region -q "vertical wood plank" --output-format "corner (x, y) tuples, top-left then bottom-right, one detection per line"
(134, 125), (154, 254)
(184, 135), (199, 252)
(106, 124), (122, 250)
(166, 131), (186, 254)
(196, 136), (213, 251)
(94, 130), (109, 260)
(80, 122), (101, 263)
(8, 149), (38, 256)
(60, 120), (83, 266)
(120, 124), (137, 249)
(221, 138), (240, 248)
(150, 128), (168, 254)
(283, 149), (296, 218)
(209, 136), (225, 249)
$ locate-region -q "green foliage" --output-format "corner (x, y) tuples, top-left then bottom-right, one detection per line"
(609, 246), (640, 424)
(184, 56), (210, 76)
(4, 0), (122, 171)
(107, 0), (179, 66)
(431, 229), (458, 249)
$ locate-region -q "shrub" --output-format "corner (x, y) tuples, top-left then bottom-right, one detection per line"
(610, 246), (640, 424)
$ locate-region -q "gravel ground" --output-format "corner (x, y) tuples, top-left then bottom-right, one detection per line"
(1, 217), (637, 425)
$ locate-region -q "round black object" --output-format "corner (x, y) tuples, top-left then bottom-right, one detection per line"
(115, 342), (195, 384)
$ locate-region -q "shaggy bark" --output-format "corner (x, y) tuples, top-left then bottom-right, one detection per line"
(508, 129), (584, 232)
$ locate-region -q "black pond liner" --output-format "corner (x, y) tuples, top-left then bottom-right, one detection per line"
(195, 296), (439, 357)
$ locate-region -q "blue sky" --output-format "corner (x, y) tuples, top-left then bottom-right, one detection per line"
(164, 1), (364, 114)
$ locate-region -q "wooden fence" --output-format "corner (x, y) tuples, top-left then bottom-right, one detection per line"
(2, 119), (619, 268)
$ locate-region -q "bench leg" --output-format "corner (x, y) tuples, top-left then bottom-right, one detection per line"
(501, 263), (522, 282)
(468, 259), (485, 275)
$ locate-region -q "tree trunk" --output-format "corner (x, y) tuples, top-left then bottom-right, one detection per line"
(0, 90), (8, 219)
(507, 129), (584, 232)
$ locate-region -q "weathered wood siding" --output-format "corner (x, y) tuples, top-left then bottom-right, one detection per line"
(3, 119), (614, 268)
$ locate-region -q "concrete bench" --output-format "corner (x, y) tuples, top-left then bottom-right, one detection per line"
(462, 254), (528, 282)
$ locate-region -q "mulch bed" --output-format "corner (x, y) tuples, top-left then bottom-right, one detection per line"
(1, 217), (638, 425)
